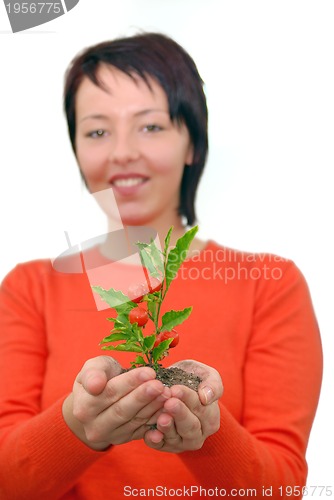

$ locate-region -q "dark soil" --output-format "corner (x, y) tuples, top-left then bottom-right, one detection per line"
(121, 366), (201, 392)
(155, 366), (201, 392)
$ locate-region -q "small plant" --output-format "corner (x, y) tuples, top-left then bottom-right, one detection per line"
(92, 225), (198, 371)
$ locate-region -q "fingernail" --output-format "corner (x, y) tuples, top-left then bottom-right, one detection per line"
(139, 369), (155, 382)
(157, 391), (171, 402)
(161, 419), (172, 429)
(146, 385), (162, 397)
(172, 387), (183, 399)
(151, 433), (163, 444)
(201, 386), (214, 405)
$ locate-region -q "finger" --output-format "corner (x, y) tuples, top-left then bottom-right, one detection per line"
(73, 367), (157, 421)
(79, 369), (108, 396)
(170, 385), (202, 414)
(157, 413), (180, 443)
(108, 379), (166, 426)
(162, 395), (201, 441)
(120, 386), (171, 433)
(144, 428), (165, 447)
(144, 413), (177, 449)
(85, 379), (168, 444)
(76, 356), (123, 395)
(139, 386), (172, 425)
(169, 385), (220, 438)
(104, 367), (157, 406)
(113, 390), (171, 443)
(170, 359), (223, 405)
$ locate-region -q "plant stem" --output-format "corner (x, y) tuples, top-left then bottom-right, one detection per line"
(155, 294), (162, 334)
(154, 250), (169, 332)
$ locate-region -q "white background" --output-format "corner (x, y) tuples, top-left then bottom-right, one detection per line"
(0, 0), (333, 491)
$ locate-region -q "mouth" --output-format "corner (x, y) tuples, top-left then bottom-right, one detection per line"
(109, 174), (149, 195)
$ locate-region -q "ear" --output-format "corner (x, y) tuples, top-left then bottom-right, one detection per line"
(185, 143), (194, 166)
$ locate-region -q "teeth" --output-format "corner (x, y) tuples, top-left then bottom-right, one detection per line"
(113, 177), (145, 188)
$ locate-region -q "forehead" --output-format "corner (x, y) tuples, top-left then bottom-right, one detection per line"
(75, 65), (169, 114)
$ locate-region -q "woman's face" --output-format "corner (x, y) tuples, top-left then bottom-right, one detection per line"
(75, 65), (193, 227)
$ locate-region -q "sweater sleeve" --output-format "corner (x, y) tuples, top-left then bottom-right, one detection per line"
(179, 259), (323, 498)
(0, 264), (108, 500)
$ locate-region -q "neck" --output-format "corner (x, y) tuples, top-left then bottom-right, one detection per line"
(99, 212), (192, 262)
(110, 212), (188, 246)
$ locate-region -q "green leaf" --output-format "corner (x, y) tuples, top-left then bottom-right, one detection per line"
(114, 302), (137, 315)
(146, 295), (159, 323)
(92, 286), (130, 309)
(102, 343), (143, 353)
(148, 238), (164, 275)
(160, 307), (192, 332)
(131, 323), (144, 342)
(100, 332), (130, 343)
(136, 239), (164, 277)
(143, 334), (156, 351)
(106, 312), (133, 323)
(165, 226), (198, 292)
(164, 227), (173, 256)
(131, 355), (146, 366)
(136, 243), (157, 276)
(136, 242), (149, 250)
(152, 338), (173, 362)
(112, 314), (131, 327)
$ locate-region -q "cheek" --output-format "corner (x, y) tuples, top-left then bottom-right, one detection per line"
(148, 144), (188, 176)
(76, 143), (107, 179)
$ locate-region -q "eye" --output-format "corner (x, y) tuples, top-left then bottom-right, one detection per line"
(143, 124), (162, 133)
(87, 129), (107, 138)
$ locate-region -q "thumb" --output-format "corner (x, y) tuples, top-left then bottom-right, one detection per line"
(77, 356), (123, 395)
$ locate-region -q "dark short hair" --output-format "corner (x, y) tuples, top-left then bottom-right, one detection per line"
(64, 32), (208, 226)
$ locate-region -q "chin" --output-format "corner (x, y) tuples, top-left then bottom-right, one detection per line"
(119, 212), (155, 228)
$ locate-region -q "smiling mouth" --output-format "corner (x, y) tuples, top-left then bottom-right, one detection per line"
(112, 177), (147, 188)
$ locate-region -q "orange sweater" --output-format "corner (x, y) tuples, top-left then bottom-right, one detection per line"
(0, 241), (322, 499)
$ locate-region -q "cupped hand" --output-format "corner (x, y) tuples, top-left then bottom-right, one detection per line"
(62, 356), (171, 450)
(144, 360), (223, 453)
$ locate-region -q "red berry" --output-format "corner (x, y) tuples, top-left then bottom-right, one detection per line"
(154, 329), (179, 348)
(168, 329), (179, 348)
(127, 282), (149, 303)
(148, 276), (163, 294)
(154, 332), (164, 348)
(129, 307), (148, 327)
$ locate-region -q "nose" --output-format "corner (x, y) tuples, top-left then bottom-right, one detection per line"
(109, 130), (139, 165)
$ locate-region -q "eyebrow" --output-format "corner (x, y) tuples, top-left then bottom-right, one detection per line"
(79, 109), (168, 123)
(79, 114), (109, 123)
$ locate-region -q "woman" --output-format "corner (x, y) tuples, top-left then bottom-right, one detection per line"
(0, 33), (322, 499)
